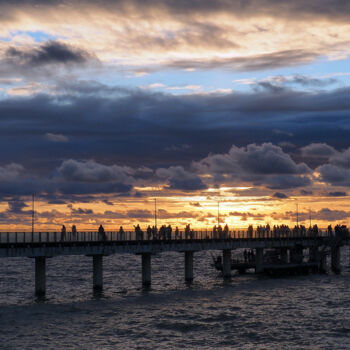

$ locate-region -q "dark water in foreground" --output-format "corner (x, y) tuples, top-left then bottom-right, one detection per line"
(1, 249), (350, 349)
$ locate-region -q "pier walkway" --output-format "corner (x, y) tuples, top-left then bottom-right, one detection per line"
(0, 230), (347, 295)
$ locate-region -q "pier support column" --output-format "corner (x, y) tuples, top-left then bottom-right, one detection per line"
(93, 255), (103, 290)
(35, 257), (46, 296)
(320, 253), (327, 273)
(142, 253), (151, 286)
(290, 246), (303, 264)
(309, 247), (319, 262)
(331, 246), (341, 274)
(222, 249), (231, 279)
(280, 248), (288, 264)
(255, 248), (264, 274)
(185, 251), (194, 282)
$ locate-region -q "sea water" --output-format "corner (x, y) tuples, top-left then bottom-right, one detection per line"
(1, 249), (350, 349)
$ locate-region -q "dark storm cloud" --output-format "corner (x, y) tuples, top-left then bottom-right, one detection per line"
(57, 159), (134, 183)
(317, 147), (350, 187)
(273, 208), (350, 222)
(327, 191), (347, 197)
(301, 143), (337, 158)
(229, 211), (265, 221)
(272, 192), (288, 199)
(5, 41), (91, 67)
(7, 199), (28, 214)
(194, 143), (311, 189)
(1, 83), (350, 196)
(156, 166), (207, 191)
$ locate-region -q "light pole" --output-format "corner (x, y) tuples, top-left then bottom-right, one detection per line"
(154, 198), (157, 231)
(32, 193), (35, 241)
(217, 201), (220, 226)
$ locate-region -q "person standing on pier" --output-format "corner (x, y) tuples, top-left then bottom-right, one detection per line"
(61, 225), (66, 241)
(224, 224), (229, 238)
(98, 225), (106, 241)
(218, 225), (223, 239)
(146, 225), (152, 240)
(118, 226), (125, 240)
(72, 225), (77, 240)
(166, 225), (172, 240)
(175, 226), (179, 239)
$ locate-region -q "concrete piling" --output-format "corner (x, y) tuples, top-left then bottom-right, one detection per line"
(35, 257), (46, 296)
(185, 251), (194, 282)
(93, 255), (103, 290)
(331, 246), (341, 274)
(255, 248), (264, 273)
(280, 248), (288, 264)
(222, 249), (231, 279)
(142, 253), (151, 286)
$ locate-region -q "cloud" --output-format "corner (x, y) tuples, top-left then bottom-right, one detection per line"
(317, 147), (350, 186)
(1, 1), (350, 75)
(194, 143), (311, 189)
(156, 166), (207, 191)
(273, 208), (350, 222)
(0, 163), (24, 181)
(272, 192), (288, 199)
(7, 199), (28, 214)
(327, 191), (347, 197)
(126, 209), (153, 219)
(229, 211), (265, 222)
(71, 207), (94, 215)
(301, 143), (337, 158)
(57, 159), (134, 183)
(45, 132), (68, 142)
(5, 41), (91, 67)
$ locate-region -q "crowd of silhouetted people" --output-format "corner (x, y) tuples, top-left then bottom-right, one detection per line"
(59, 222), (349, 241)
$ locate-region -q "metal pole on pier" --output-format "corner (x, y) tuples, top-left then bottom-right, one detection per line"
(154, 198), (157, 231)
(32, 193), (35, 241)
(309, 208), (312, 228)
(296, 203), (299, 227)
(217, 201), (220, 226)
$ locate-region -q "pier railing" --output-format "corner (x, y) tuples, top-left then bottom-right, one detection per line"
(0, 229), (333, 244)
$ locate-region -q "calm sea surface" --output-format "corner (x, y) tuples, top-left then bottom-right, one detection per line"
(1, 248), (350, 349)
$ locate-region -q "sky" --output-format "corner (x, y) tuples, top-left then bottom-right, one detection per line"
(1, 0), (350, 230)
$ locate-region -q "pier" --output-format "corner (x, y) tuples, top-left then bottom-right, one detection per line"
(0, 229), (348, 296)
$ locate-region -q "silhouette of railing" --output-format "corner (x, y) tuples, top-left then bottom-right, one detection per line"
(0, 229), (333, 244)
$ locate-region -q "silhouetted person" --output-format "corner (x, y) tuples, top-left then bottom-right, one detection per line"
(61, 225), (66, 241)
(72, 225), (77, 240)
(166, 225), (172, 240)
(146, 225), (152, 240)
(119, 226), (125, 240)
(213, 225), (217, 239)
(247, 225), (253, 239)
(224, 224), (229, 238)
(218, 225), (223, 238)
(327, 224), (333, 236)
(185, 224), (191, 239)
(175, 226), (179, 239)
(98, 225), (106, 241)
